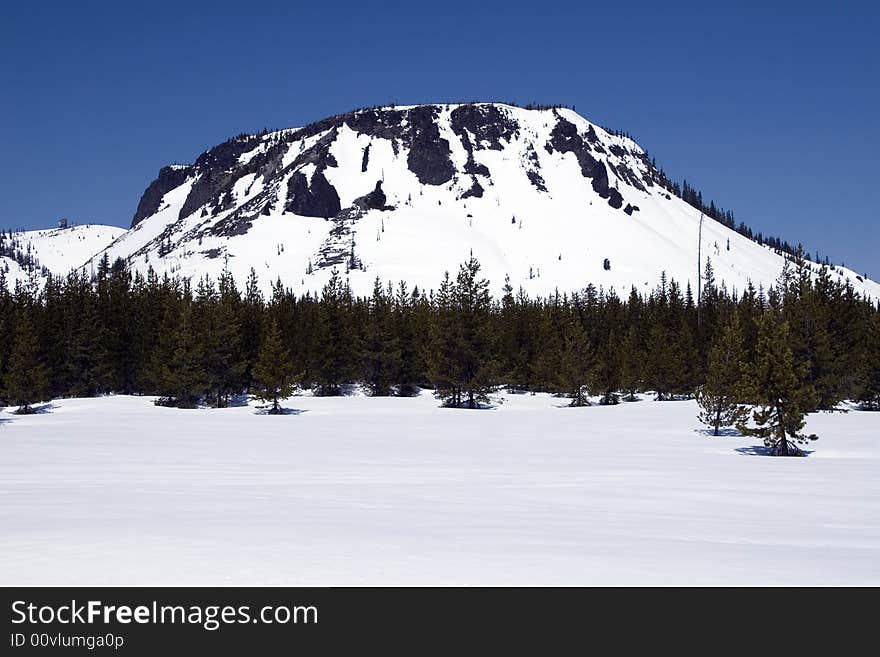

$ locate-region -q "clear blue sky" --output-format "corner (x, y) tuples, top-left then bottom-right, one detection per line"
(1, 0), (877, 276)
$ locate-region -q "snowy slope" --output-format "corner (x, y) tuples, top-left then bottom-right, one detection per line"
(1, 224), (126, 285)
(7, 103), (879, 299)
(1, 392), (878, 585)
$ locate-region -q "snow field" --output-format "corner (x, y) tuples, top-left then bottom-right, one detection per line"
(1, 392), (877, 585)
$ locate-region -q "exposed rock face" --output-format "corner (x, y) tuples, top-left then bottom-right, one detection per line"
(405, 106), (455, 185)
(127, 103), (662, 267)
(463, 157), (490, 177)
(525, 146), (547, 192)
(461, 178), (485, 199)
(354, 181), (390, 210)
(364, 180), (387, 209)
(131, 165), (192, 227)
(285, 171), (341, 218)
(450, 104), (519, 150)
(527, 170), (547, 192)
(545, 117), (618, 205)
(177, 134), (268, 221)
(450, 104), (519, 182)
(608, 188), (624, 209)
(290, 128), (339, 171)
(142, 104), (656, 238)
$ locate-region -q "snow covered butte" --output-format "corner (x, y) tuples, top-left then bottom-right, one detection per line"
(4, 103), (879, 299)
(1, 392), (878, 585)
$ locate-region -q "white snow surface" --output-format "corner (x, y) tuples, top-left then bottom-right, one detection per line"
(1, 392), (878, 585)
(1, 224), (126, 286)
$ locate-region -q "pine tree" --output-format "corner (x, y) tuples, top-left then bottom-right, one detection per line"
(452, 256), (497, 407)
(645, 322), (675, 400)
(736, 312), (818, 456)
(240, 268), (265, 389)
(391, 282), (425, 396)
(0, 268), (10, 402)
(428, 272), (460, 405)
(251, 317), (297, 414)
(429, 257), (496, 408)
(669, 281), (700, 396)
(315, 269), (359, 395)
(362, 278), (402, 396)
(589, 331), (620, 406)
(496, 276), (524, 390)
(202, 269), (246, 407)
(529, 304), (557, 393)
(697, 313), (747, 435)
(65, 272), (111, 397)
(154, 301), (207, 408)
(4, 312), (50, 414)
(555, 301), (592, 406)
(97, 258), (136, 394)
(858, 312), (880, 410)
(618, 325), (644, 401)
(783, 248), (838, 410)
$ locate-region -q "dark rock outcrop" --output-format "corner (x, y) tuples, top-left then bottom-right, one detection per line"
(450, 104), (518, 181)
(590, 161), (612, 199)
(353, 181), (391, 210)
(449, 104), (519, 150)
(291, 105), (455, 186)
(527, 170), (548, 192)
(133, 103), (661, 245)
(289, 128), (339, 171)
(463, 157), (490, 177)
(131, 165), (192, 227)
(405, 106), (454, 185)
(461, 178), (484, 199)
(172, 129), (312, 223)
(525, 145), (547, 192)
(285, 171), (341, 218)
(546, 117), (628, 210)
(175, 133), (271, 221)
(363, 180), (386, 209)
(608, 188), (624, 209)
(546, 118), (601, 178)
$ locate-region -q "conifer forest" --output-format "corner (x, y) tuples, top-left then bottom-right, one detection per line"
(1, 246), (877, 458)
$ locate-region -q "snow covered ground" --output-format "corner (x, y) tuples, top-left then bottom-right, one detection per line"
(1, 392), (877, 585)
(1, 224), (126, 286)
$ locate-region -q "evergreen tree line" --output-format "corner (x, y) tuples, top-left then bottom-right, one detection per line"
(1, 249), (878, 448)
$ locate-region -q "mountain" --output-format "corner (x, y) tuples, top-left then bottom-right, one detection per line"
(4, 103), (879, 299)
(1, 224), (126, 285)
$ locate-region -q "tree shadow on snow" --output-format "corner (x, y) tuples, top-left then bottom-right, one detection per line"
(442, 402), (499, 410)
(253, 406), (308, 416)
(735, 445), (814, 457)
(695, 427), (742, 437)
(23, 402), (57, 415)
(227, 394), (252, 408)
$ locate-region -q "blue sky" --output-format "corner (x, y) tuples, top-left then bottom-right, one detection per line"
(1, 1), (877, 276)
